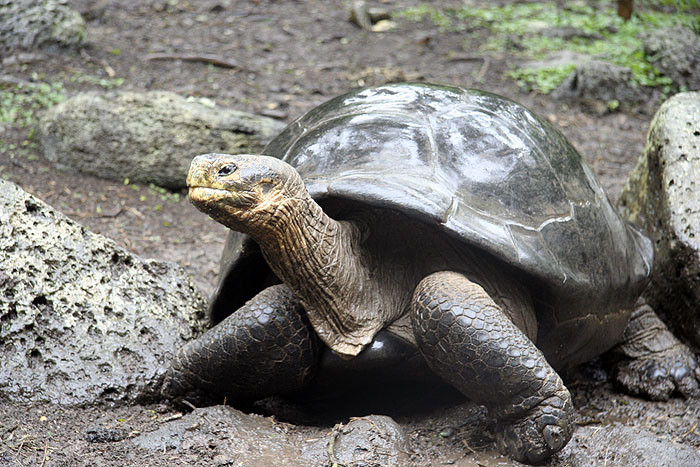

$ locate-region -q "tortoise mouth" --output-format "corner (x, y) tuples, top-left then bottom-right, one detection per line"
(188, 186), (228, 202)
(188, 185), (257, 209)
(189, 185), (227, 195)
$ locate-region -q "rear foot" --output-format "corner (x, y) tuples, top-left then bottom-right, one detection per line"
(610, 301), (700, 400)
(613, 348), (700, 400)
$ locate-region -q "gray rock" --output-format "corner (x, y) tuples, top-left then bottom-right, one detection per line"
(0, 180), (206, 406)
(303, 415), (409, 467)
(618, 92), (700, 348)
(557, 424), (700, 467)
(135, 406), (408, 467)
(0, 0), (86, 54)
(644, 27), (700, 92)
(39, 91), (285, 189)
(348, 0), (390, 30)
(133, 405), (308, 466)
(348, 0), (372, 30)
(551, 59), (647, 105)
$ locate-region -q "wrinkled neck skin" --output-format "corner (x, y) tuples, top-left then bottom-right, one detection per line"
(227, 189), (378, 357)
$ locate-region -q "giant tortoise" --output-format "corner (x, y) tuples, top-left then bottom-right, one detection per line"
(163, 83), (699, 463)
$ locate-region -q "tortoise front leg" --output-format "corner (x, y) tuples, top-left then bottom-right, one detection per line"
(411, 271), (574, 464)
(162, 284), (319, 406)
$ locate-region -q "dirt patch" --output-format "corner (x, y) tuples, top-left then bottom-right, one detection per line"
(1, 1), (696, 466)
(2, 366), (699, 466)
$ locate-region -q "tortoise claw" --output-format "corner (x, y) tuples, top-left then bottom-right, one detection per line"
(493, 392), (575, 464)
(613, 347), (700, 400)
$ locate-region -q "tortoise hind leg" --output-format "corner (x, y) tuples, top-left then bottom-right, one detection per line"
(411, 271), (574, 464)
(609, 298), (700, 400)
(162, 284), (319, 406)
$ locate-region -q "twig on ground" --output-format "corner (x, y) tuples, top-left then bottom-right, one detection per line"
(39, 440), (48, 467)
(327, 428), (340, 467)
(182, 400), (197, 411)
(475, 57), (490, 82)
(162, 413), (183, 423)
(97, 206), (124, 218)
(683, 421), (698, 437)
(144, 53), (248, 70)
(124, 206), (144, 218)
(80, 49), (116, 77)
(444, 55), (485, 63)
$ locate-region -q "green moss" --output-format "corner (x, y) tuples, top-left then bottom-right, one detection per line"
(148, 183), (181, 201)
(0, 80), (65, 127)
(607, 99), (620, 111)
(394, 5), (455, 30)
(648, 0), (700, 13)
(508, 64), (577, 94)
(69, 73), (125, 89)
(397, 1), (698, 93)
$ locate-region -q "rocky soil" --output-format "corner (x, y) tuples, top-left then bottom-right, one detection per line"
(1, 1), (699, 466)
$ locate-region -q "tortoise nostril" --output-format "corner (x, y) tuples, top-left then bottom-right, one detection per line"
(217, 164), (237, 176)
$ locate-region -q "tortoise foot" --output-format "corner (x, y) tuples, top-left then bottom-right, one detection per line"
(611, 301), (700, 400)
(494, 390), (574, 464)
(613, 349), (700, 400)
(162, 284), (319, 406)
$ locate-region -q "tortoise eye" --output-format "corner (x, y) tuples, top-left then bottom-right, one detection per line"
(217, 164), (237, 176)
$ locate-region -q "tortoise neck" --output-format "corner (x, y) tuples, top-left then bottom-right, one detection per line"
(248, 197), (372, 351)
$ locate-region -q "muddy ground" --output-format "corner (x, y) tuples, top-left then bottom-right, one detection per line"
(1, 0), (699, 466)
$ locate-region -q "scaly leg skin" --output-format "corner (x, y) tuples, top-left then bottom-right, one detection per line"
(411, 272), (574, 464)
(161, 284), (319, 406)
(610, 299), (700, 400)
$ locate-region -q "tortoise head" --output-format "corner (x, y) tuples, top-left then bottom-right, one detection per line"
(187, 153), (307, 233)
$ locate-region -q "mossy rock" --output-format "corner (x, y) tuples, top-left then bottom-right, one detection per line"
(643, 27), (700, 92)
(618, 92), (700, 348)
(39, 91), (285, 189)
(0, 0), (86, 53)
